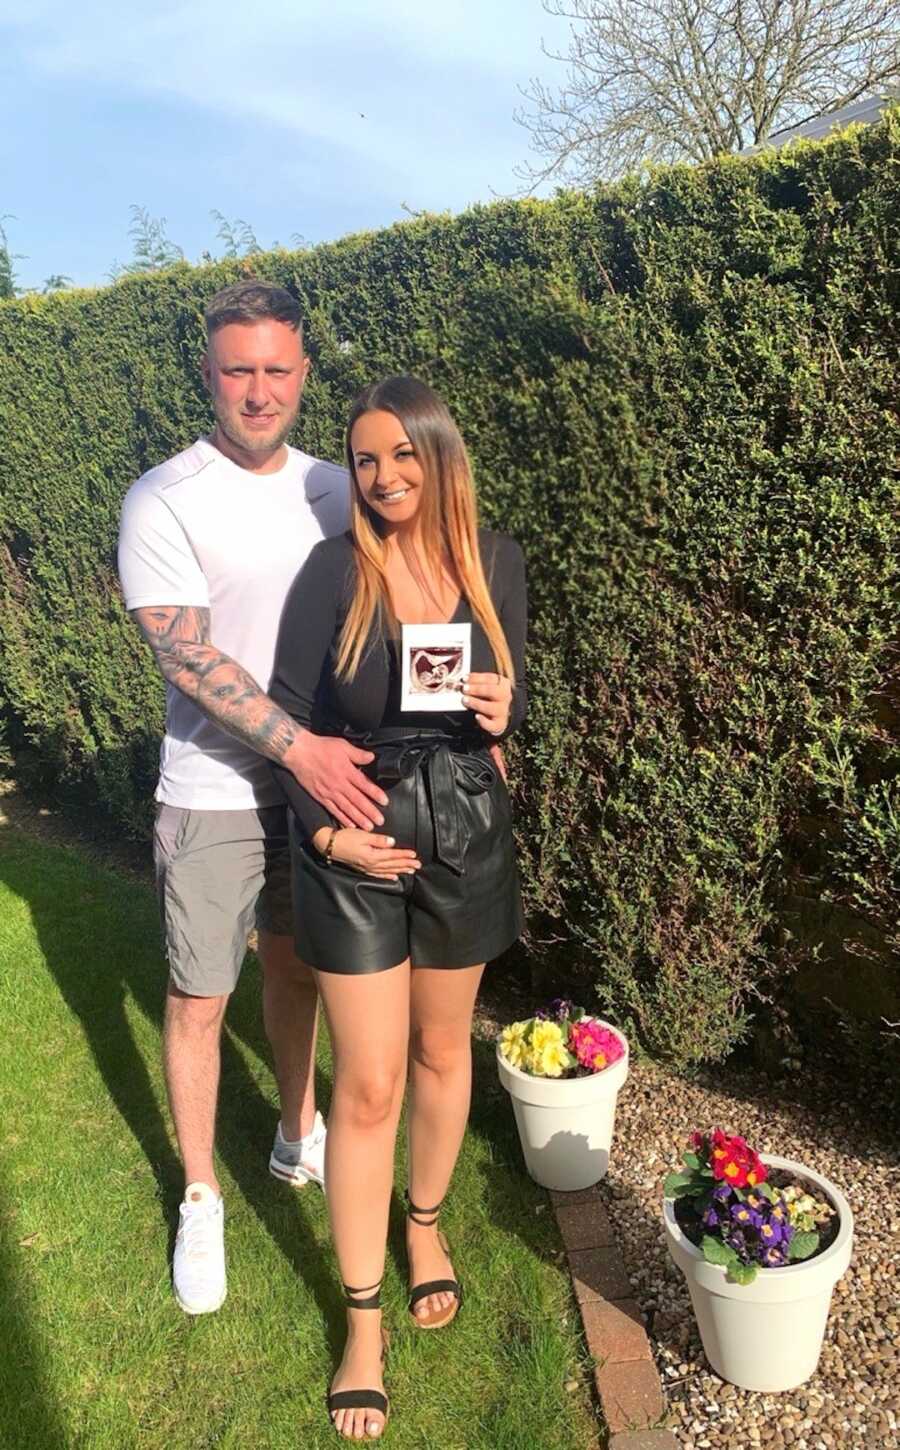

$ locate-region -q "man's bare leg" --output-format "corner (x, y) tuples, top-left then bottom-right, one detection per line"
(163, 982), (229, 1194)
(259, 931), (319, 1142)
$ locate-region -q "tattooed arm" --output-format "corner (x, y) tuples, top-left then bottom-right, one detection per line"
(130, 604), (386, 828)
(132, 605), (296, 758)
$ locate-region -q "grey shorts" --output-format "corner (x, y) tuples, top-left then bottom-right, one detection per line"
(153, 804), (294, 996)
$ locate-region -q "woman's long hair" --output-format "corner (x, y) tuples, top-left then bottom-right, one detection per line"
(336, 375), (514, 685)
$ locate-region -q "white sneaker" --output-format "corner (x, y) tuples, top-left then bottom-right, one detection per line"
(172, 1182), (227, 1315)
(269, 1111), (326, 1190)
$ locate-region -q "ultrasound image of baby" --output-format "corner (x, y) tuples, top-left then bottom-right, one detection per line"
(400, 623), (471, 712)
(409, 645), (465, 695)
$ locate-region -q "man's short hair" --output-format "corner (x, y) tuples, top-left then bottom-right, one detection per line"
(204, 280), (303, 340)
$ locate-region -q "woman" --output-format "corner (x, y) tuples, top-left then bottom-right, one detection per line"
(269, 375), (527, 1440)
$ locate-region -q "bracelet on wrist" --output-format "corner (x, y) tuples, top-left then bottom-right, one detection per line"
(321, 826), (338, 866)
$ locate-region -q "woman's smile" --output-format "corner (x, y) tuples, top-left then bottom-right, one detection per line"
(374, 485), (411, 503)
(351, 408), (425, 527)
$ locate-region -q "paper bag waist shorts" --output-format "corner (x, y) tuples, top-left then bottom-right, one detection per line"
(291, 728), (523, 974)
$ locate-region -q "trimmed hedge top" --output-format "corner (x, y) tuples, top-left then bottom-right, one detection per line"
(2, 115), (898, 1065)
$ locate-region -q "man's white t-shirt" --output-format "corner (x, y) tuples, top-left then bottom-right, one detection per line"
(118, 437), (350, 810)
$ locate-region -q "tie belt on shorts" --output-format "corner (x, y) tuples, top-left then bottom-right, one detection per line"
(341, 726), (495, 876)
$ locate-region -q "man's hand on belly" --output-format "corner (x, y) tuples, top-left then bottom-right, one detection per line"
(282, 732), (388, 831)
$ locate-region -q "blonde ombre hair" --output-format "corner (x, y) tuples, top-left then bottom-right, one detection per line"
(336, 375), (515, 685)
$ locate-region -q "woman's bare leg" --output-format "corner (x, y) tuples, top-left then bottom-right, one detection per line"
(314, 959), (410, 1440)
(406, 962), (485, 1321)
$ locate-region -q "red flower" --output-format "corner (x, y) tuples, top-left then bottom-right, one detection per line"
(718, 1155), (750, 1187)
(747, 1153), (768, 1186)
(709, 1130), (767, 1189)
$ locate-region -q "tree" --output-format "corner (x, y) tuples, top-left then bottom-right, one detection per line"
(0, 216), (20, 299)
(516, 0), (900, 184)
(43, 274), (73, 292)
(109, 205), (184, 279)
(210, 210), (263, 258)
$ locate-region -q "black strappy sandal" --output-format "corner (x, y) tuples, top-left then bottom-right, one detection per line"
(327, 1279), (390, 1439)
(405, 1193), (464, 1331)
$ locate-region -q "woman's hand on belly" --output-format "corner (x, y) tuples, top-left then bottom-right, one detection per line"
(312, 827), (422, 881)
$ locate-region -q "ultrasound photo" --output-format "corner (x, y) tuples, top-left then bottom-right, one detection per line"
(400, 623), (472, 712)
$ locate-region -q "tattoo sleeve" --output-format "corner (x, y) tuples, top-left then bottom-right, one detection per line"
(130, 605), (299, 762)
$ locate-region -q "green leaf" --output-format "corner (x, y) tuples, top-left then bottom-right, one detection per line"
(701, 1235), (738, 1268)
(727, 1261), (757, 1285)
(664, 1171), (697, 1198)
(788, 1231), (820, 1262)
(758, 1182), (776, 1202)
(682, 1151), (702, 1170)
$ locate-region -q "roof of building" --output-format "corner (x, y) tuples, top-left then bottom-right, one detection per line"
(741, 89), (899, 154)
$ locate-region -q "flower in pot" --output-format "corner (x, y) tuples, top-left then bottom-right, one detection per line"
(496, 1000), (628, 1192)
(662, 1129), (853, 1392)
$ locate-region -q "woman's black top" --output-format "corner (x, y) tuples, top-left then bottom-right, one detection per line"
(269, 528), (528, 839)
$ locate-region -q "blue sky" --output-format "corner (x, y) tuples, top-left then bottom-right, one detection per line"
(1, 1), (571, 291)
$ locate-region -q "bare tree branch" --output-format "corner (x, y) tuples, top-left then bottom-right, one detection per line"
(516, 0), (900, 183)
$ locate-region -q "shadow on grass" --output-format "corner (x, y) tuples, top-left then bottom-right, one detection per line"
(0, 828), (570, 1375)
(0, 832), (344, 1357)
(467, 1036), (563, 1260)
(0, 1179), (68, 1450)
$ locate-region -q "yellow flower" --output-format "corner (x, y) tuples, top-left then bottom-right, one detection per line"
(537, 1041), (571, 1077)
(526, 1045), (564, 1077)
(526, 1022), (570, 1077)
(500, 1021), (528, 1069)
(531, 1020), (565, 1053)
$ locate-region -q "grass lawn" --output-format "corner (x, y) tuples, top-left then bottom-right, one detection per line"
(0, 828), (600, 1450)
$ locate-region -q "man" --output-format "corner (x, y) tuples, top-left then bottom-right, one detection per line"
(117, 280), (389, 1315)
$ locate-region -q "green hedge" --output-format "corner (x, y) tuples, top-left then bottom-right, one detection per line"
(2, 114), (898, 1067)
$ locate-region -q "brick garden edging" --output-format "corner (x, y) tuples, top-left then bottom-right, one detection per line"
(550, 1186), (677, 1449)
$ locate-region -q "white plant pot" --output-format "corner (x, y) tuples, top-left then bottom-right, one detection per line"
(496, 1022), (629, 1191)
(663, 1154), (853, 1392)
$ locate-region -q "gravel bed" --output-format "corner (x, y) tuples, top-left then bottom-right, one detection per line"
(597, 1058), (899, 1450)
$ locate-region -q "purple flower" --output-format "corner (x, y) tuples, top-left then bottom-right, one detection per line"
(763, 1246), (787, 1267)
(536, 998), (578, 1022)
(550, 997), (576, 1021)
(703, 1206), (721, 1229)
(725, 1228), (751, 1261)
(712, 1183), (732, 1203)
(760, 1216), (789, 1247)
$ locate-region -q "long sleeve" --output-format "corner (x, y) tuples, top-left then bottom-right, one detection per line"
(498, 537), (528, 737)
(268, 538), (347, 839)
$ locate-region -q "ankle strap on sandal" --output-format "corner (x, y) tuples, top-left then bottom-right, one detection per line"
(342, 1278), (383, 1309)
(405, 1190), (444, 1226)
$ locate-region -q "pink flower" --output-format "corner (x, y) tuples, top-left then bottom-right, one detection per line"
(568, 1019), (625, 1073)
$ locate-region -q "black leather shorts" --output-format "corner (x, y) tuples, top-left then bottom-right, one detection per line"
(290, 728), (523, 973)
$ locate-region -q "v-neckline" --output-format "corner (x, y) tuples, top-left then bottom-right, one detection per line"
(394, 594), (466, 627)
